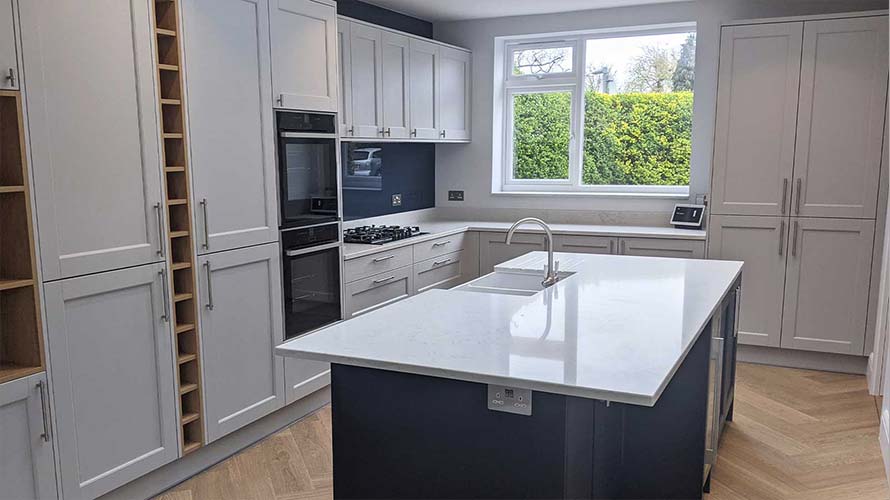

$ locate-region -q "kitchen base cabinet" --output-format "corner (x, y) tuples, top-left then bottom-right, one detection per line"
(198, 243), (285, 443)
(479, 232), (546, 275)
(284, 357), (330, 405)
(619, 237), (705, 259)
(555, 235), (616, 255)
(414, 250), (470, 293)
(0, 372), (58, 500)
(781, 218), (875, 355)
(44, 263), (178, 500)
(345, 266), (413, 318)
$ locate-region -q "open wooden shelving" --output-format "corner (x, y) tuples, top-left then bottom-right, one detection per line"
(152, 0), (205, 455)
(0, 90), (44, 386)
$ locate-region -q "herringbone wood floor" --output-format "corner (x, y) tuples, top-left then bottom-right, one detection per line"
(155, 363), (888, 500)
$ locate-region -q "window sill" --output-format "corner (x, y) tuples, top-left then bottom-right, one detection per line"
(491, 190), (690, 200)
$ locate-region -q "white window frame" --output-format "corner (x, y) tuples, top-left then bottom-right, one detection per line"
(494, 24), (696, 197)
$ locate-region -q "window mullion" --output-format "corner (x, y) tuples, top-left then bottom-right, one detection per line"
(570, 39), (586, 188)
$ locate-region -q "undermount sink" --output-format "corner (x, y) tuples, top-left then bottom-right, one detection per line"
(456, 271), (575, 296)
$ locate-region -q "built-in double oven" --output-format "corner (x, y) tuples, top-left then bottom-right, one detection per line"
(276, 110), (342, 340)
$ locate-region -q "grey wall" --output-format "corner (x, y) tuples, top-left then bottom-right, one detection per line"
(432, 0), (886, 216)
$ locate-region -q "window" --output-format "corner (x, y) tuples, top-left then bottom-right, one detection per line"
(498, 26), (696, 195)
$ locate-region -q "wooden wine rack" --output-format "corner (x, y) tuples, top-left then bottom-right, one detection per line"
(0, 90), (44, 386)
(152, 0), (204, 455)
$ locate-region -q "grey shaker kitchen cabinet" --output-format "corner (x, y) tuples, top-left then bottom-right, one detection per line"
(182, 0), (279, 254)
(437, 46), (471, 141)
(554, 235), (617, 255)
(380, 30), (411, 139)
(0, 372), (58, 500)
(478, 231), (546, 275)
(708, 216), (788, 348)
(338, 19), (353, 136)
(408, 38), (439, 140)
(0, 0), (18, 89)
(790, 17), (888, 219)
(20, 0), (165, 281)
(781, 218), (875, 355)
(284, 357), (330, 405)
(344, 266), (413, 318)
(44, 263), (179, 500)
(270, 0), (338, 112)
(710, 23), (802, 217)
(348, 22), (384, 138)
(198, 243), (285, 442)
(618, 237), (705, 259)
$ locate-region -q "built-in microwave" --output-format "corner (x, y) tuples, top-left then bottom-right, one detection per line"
(276, 111), (340, 229)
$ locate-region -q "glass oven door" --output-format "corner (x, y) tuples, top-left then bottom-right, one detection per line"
(278, 134), (339, 228)
(283, 241), (342, 339)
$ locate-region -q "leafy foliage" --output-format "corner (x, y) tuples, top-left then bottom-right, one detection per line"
(512, 91), (693, 186)
(672, 34), (696, 91)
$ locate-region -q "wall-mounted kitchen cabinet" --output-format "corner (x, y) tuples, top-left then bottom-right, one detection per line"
(44, 263), (179, 499)
(0, 372), (58, 500)
(0, 0), (18, 90)
(339, 17), (472, 143)
(182, 0), (279, 254)
(20, 0), (166, 281)
(270, 0), (338, 112)
(198, 243), (285, 443)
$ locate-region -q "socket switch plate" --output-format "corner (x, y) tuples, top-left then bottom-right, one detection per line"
(448, 190), (465, 201)
(487, 385), (532, 416)
(391, 194), (402, 207)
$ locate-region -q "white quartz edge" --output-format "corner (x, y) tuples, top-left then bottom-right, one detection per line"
(343, 221), (706, 260)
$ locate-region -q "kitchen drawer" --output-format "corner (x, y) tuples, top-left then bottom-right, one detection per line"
(414, 250), (466, 293)
(345, 245), (413, 283)
(413, 231), (471, 262)
(345, 266), (413, 318)
(554, 235), (617, 254)
(619, 237), (705, 259)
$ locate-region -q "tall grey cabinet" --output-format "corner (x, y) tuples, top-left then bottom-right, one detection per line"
(709, 15), (888, 356)
(0, 0), (18, 90)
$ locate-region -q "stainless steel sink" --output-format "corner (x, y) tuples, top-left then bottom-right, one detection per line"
(456, 271), (574, 296)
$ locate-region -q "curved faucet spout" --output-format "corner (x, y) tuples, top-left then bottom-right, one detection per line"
(505, 217), (559, 286)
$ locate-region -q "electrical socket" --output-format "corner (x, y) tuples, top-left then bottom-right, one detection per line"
(448, 190), (465, 201)
(391, 194), (402, 207)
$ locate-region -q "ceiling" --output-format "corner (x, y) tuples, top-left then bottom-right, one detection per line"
(364, 0), (687, 22)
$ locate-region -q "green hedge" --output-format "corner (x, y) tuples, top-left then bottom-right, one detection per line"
(513, 91), (693, 186)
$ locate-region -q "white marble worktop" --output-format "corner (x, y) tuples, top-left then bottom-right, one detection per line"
(277, 252), (742, 406)
(343, 219), (706, 260)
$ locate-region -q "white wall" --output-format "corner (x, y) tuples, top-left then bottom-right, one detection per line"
(432, 0), (886, 216)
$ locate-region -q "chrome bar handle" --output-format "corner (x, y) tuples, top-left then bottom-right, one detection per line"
(372, 275), (395, 285)
(37, 380), (50, 442)
(432, 240), (452, 247)
(781, 178), (788, 215)
(204, 261), (214, 310)
(154, 202), (165, 257)
(5, 68), (15, 87)
(791, 221), (799, 257)
(200, 198), (210, 249)
(372, 255), (395, 263)
(795, 178), (802, 215)
(411, 129), (418, 137)
(439, 130), (446, 139)
(159, 269), (170, 322)
(347, 126), (355, 136)
(778, 220), (786, 256)
(432, 258), (452, 267)
(384, 128), (392, 137)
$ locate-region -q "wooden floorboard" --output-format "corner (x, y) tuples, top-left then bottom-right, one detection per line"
(154, 363), (888, 500)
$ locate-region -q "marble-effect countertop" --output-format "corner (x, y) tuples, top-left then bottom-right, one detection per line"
(276, 251), (742, 406)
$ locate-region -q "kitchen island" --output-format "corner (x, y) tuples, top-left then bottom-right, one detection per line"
(277, 252), (743, 499)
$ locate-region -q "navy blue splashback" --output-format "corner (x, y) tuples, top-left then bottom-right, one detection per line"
(341, 142), (435, 221)
(337, 0), (433, 38)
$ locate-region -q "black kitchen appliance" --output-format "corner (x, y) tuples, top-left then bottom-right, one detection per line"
(281, 223), (342, 340)
(277, 111), (340, 229)
(343, 225), (427, 245)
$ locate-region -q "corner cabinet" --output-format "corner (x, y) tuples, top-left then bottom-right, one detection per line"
(0, 372), (58, 500)
(270, 0), (338, 112)
(0, 0), (18, 89)
(182, 0), (279, 254)
(339, 16), (472, 143)
(44, 263), (179, 500)
(20, 0), (165, 281)
(198, 243), (285, 443)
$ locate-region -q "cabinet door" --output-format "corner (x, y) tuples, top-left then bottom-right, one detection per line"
(44, 263), (178, 499)
(349, 23), (383, 138)
(198, 243), (285, 442)
(270, 0), (338, 112)
(284, 357), (330, 405)
(437, 46), (471, 141)
(20, 0), (165, 280)
(183, 0), (279, 254)
(0, 0), (18, 89)
(554, 235), (616, 255)
(782, 218), (875, 354)
(0, 373), (58, 500)
(710, 23), (802, 217)
(619, 237), (705, 259)
(344, 266), (412, 318)
(791, 17), (888, 219)
(381, 31), (410, 139)
(414, 250), (470, 293)
(409, 39), (439, 140)
(708, 216), (788, 348)
(478, 232), (545, 275)
(338, 19), (353, 137)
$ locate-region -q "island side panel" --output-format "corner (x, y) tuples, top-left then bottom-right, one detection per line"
(330, 365), (591, 499)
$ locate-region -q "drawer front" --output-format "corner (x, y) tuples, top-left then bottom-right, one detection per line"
(619, 237), (705, 259)
(345, 245), (413, 283)
(554, 235), (617, 254)
(414, 250), (464, 293)
(413, 232), (469, 262)
(345, 266), (413, 318)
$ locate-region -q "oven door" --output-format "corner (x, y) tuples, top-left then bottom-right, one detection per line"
(278, 133), (339, 228)
(283, 241), (342, 339)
